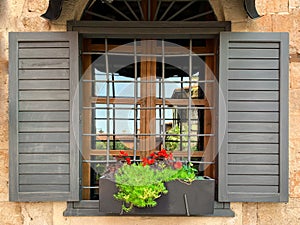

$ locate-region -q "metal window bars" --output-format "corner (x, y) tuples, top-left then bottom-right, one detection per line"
(80, 38), (216, 196)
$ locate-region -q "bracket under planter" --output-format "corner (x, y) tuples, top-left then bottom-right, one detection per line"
(99, 177), (215, 216)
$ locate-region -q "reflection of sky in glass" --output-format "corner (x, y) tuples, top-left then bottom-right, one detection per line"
(94, 69), (195, 134)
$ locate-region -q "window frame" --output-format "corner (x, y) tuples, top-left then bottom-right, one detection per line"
(64, 21), (234, 217)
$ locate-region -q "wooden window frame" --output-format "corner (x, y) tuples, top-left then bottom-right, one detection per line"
(64, 21), (234, 217)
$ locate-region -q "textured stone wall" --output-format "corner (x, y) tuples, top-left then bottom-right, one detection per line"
(0, 0), (299, 224)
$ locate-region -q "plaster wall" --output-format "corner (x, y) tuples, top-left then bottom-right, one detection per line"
(0, 0), (299, 224)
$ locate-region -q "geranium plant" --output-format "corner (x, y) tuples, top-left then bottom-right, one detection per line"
(105, 149), (200, 212)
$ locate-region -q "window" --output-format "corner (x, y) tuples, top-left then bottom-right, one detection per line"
(8, 24), (289, 217)
(80, 37), (218, 200)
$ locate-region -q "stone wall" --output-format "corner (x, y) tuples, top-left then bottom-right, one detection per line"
(0, 0), (299, 224)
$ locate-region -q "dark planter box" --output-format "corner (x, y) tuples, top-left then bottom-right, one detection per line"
(99, 177), (215, 216)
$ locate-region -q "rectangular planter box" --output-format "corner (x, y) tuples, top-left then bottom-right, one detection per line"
(99, 177), (215, 216)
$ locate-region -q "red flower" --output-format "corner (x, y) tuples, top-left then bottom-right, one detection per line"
(173, 161), (182, 169)
(150, 152), (156, 157)
(142, 158), (148, 166)
(119, 151), (128, 157)
(142, 157), (155, 166)
(148, 158), (155, 165)
(125, 157), (131, 165)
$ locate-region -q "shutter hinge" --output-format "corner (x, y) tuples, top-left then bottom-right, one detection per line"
(79, 113), (82, 122)
(79, 178), (82, 186)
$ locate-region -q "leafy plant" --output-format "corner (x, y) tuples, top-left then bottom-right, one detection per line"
(108, 149), (202, 212)
(114, 164), (172, 212)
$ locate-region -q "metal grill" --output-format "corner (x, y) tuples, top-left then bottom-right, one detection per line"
(80, 38), (217, 199)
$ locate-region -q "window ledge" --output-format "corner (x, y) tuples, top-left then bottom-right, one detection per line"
(64, 201), (235, 217)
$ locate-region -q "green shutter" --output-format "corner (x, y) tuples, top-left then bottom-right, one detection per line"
(218, 32), (289, 202)
(9, 32), (79, 201)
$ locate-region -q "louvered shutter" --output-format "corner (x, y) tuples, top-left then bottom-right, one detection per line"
(218, 32), (289, 202)
(9, 32), (79, 201)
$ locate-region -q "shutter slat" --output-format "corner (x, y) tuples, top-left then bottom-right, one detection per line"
(19, 143), (70, 153)
(19, 48), (69, 58)
(219, 32), (288, 202)
(228, 175), (279, 185)
(19, 112), (69, 122)
(228, 133), (279, 143)
(229, 42), (280, 49)
(19, 41), (69, 48)
(19, 69), (69, 80)
(19, 122), (69, 132)
(20, 185), (70, 192)
(228, 81), (279, 91)
(19, 154), (70, 164)
(228, 49), (279, 58)
(20, 175), (70, 185)
(19, 91), (70, 100)
(228, 112), (279, 122)
(228, 91), (279, 101)
(228, 186), (279, 193)
(19, 80), (70, 90)
(19, 133), (69, 143)
(19, 59), (69, 69)
(228, 102), (279, 112)
(9, 32), (79, 202)
(228, 144), (279, 154)
(229, 59), (279, 69)
(228, 154), (278, 164)
(228, 123), (279, 133)
(20, 164), (70, 174)
(228, 70), (279, 80)
(228, 165), (279, 175)
(19, 101), (69, 111)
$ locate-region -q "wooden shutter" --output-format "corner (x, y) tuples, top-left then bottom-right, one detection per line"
(218, 32), (289, 202)
(9, 32), (79, 201)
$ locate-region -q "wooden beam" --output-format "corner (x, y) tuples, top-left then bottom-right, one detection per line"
(203, 39), (217, 179)
(92, 97), (207, 106)
(81, 39), (92, 200)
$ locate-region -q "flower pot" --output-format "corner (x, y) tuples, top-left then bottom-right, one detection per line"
(99, 177), (215, 216)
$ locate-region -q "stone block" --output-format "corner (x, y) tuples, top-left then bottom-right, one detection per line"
(289, 138), (300, 170)
(0, 202), (23, 225)
(27, 0), (48, 13)
(20, 202), (53, 225)
(289, 89), (300, 113)
(21, 16), (50, 31)
(290, 63), (300, 89)
(272, 9), (300, 53)
(257, 202), (290, 225)
(222, 0), (248, 22)
(242, 203), (258, 225)
(256, 0), (289, 15)
(0, 150), (8, 201)
(289, 113), (300, 139)
(289, 0), (300, 9)
(290, 170), (300, 197)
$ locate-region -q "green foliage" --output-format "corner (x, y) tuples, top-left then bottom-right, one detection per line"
(114, 164), (173, 212)
(112, 149), (204, 213)
(113, 162), (201, 212)
(171, 163), (197, 183)
(96, 141), (131, 150)
(165, 124), (188, 151)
